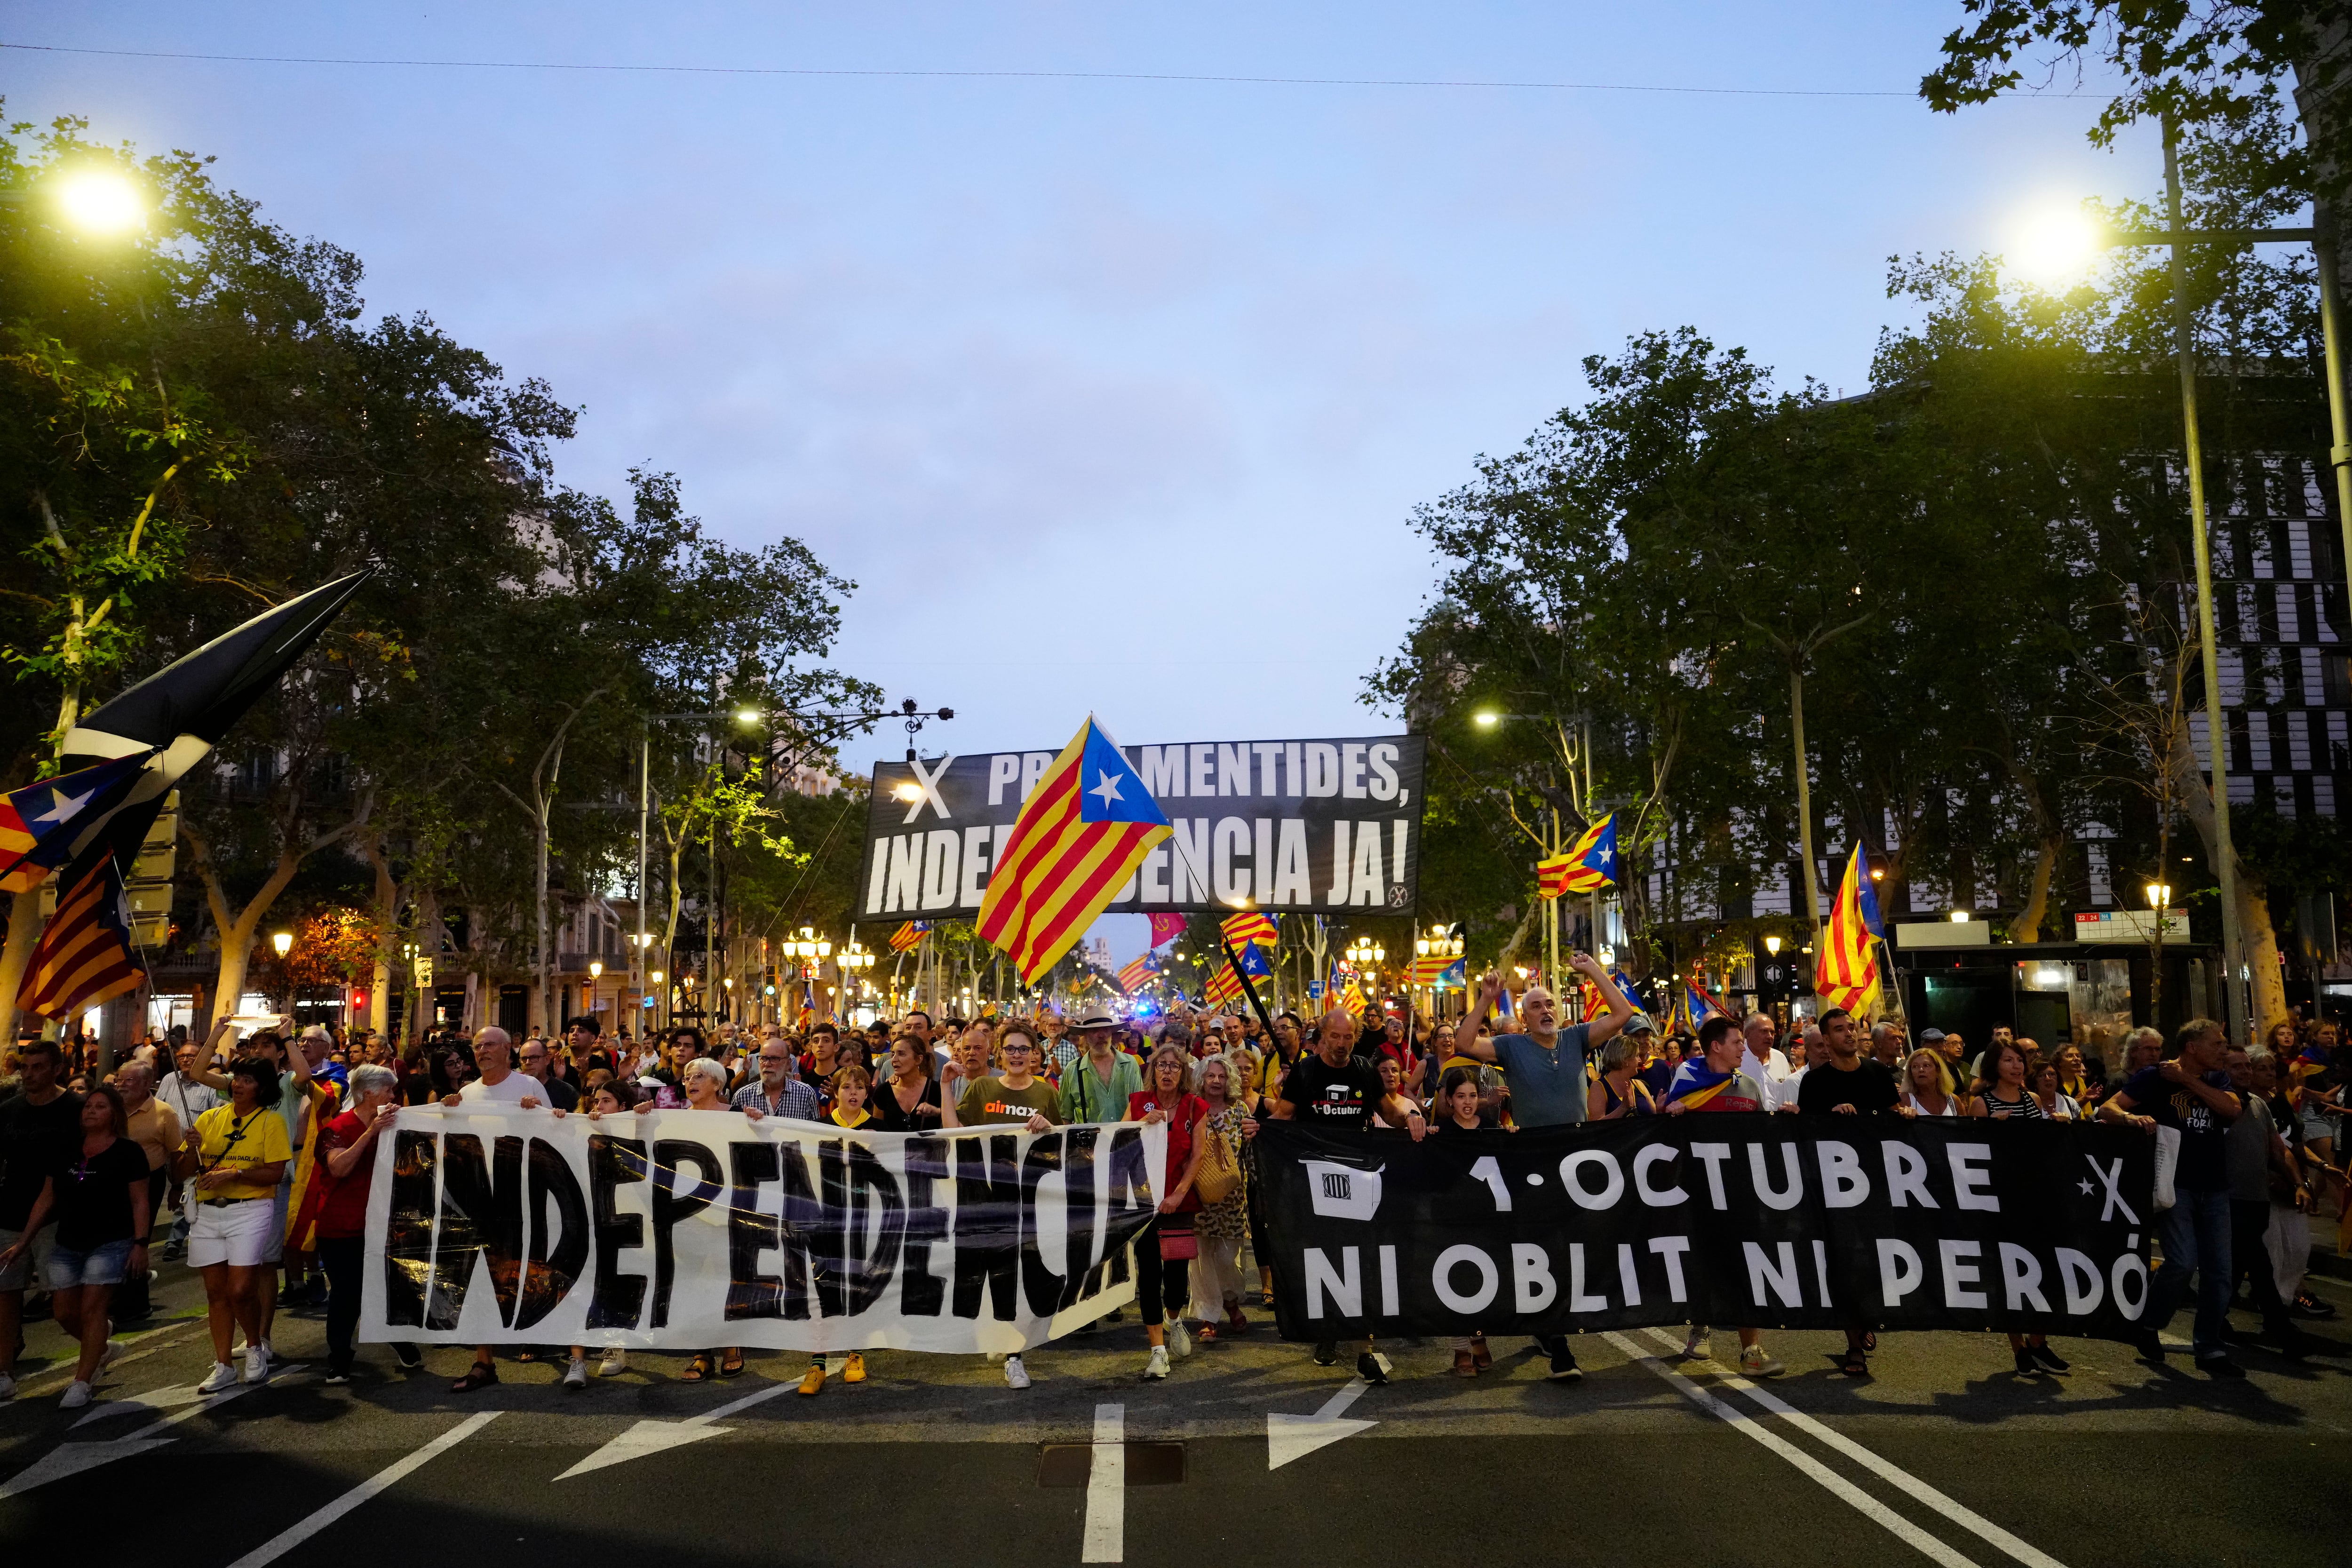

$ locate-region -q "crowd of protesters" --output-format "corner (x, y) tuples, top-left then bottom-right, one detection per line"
(1, 961), (2346, 1405)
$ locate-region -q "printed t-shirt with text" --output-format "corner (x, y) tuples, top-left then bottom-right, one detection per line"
(1279, 1057), (1387, 1132)
(957, 1076), (1063, 1126)
(191, 1103), (295, 1202)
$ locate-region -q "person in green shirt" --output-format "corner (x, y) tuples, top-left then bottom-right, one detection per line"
(1057, 1012), (1142, 1125)
(944, 1026), (1060, 1131)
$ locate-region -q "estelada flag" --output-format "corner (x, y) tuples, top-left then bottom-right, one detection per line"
(977, 716), (1172, 983)
(1558, 812), (1619, 893)
(16, 847), (142, 1020)
(1206, 941), (1269, 1005)
(1406, 954), (1451, 984)
(0, 750), (155, 893)
(1219, 910), (1277, 949)
(1116, 952), (1156, 992)
(888, 920), (932, 952)
(1814, 844), (1884, 1016)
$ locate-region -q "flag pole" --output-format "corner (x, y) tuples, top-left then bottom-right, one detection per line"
(1221, 940), (1283, 1047)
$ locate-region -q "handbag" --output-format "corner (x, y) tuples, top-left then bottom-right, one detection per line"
(1194, 1124), (1241, 1206)
(1158, 1219), (1199, 1262)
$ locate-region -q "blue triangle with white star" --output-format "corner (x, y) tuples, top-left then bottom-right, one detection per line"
(1077, 721), (1171, 827)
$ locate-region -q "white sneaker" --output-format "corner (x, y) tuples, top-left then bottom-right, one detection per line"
(60, 1380), (92, 1409)
(1682, 1326), (1711, 1362)
(243, 1344), (271, 1384)
(1739, 1343), (1785, 1378)
(198, 1361), (239, 1394)
(1003, 1354), (1031, 1390)
(597, 1349), (628, 1377)
(1167, 1321), (1192, 1360)
(563, 1357), (588, 1390)
(258, 1338), (276, 1366)
(98, 1338), (125, 1371)
(1142, 1346), (1170, 1380)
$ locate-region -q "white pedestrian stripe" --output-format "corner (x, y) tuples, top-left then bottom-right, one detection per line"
(70, 1379), (214, 1429)
(1081, 1402), (1124, 1564)
(1603, 1333), (1985, 1568)
(1637, 1328), (2072, 1568)
(225, 1410), (501, 1568)
(556, 1376), (802, 1479)
(0, 1371), (282, 1500)
(1266, 1377), (1377, 1469)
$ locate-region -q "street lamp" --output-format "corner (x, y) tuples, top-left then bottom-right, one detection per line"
(2146, 881), (2172, 911)
(1763, 933), (1782, 956)
(271, 931), (294, 958)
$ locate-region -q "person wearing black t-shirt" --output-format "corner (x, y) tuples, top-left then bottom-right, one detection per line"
(1795, 1009), (1908, 1378)
(2099, 1018), (2244, 1376)
(0, 1038), (85, 1402)
(1262, 1008), (1425, 1384)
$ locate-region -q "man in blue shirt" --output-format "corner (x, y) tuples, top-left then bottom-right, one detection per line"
(1450, 951), (1635, 1380)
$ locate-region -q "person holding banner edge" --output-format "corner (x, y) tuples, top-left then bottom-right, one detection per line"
(1258, 1006), (1425, 1385)
(1664, 1013), (1786, 1377)
(1452, 953), (1634, 1382)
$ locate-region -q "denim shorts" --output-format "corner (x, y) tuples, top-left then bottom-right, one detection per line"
(43, 1237), (135, 1289)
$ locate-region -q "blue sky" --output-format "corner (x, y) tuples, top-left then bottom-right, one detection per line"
(5, 7), (2149, 963)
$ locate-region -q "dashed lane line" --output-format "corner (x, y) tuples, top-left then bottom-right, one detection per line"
(1081, 1402), (1124, 1564)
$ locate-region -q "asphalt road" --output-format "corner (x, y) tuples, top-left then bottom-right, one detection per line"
(3, 1253), (2349, 1568)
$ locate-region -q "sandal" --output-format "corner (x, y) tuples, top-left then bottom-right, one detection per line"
(680, 1353), (717, 1383)
(1195, 1324), (1219, 1343)
(1836, 1350), (1871, 1378)
(718, 1349), (746, 1378)
(450, 1361), (498, 1393)
(1861, 1331), (1877, 1353)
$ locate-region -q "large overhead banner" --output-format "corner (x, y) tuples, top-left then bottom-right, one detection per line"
(1256, 1119), (2156, 1342)
(361, 1108), (1167, 1353)
(857, 735), (1426, 920)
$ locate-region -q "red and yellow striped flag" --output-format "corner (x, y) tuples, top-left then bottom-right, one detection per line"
(1813, 845), (1883, 1016)
(16, 852), (143, 1020)
(977, 716), (1172, 983)
(1219, 910), (1277, 949)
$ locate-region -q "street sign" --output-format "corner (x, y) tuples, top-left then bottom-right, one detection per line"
(1306, 980), (1324, 999)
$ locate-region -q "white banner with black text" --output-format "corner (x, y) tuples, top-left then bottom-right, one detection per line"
(359, 1107), (1168, 1353)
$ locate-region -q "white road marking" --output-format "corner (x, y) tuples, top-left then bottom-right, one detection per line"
(1081, 1402), (1124, 1564)
(1637, 1329), (2071, 1568)
(225, 1411), (501, 1568)
(1266, 1377), (1378, 1469)
(555, 1375), (803, 1479)
(71, 1379), (213, 1429)
(1602, 1333), (1983, 1568)
(0, 1371), (280, 1499)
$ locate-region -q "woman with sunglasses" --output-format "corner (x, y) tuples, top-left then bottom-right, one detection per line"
(0, 1083), (150, 1408)
(179, 1060), (292, 1392)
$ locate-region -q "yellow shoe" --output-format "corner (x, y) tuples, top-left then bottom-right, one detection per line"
(797, 1363), (825, 1396)
(843, 1352), (866, 1384)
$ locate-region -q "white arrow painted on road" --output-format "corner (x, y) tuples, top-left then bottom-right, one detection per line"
(1267, 1377), (1375, 1470)
(555, 1376), (802, 1479)
(0, 1368), (299, 1500)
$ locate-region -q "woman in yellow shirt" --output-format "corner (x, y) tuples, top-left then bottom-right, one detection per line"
(181, 1060), (292, 1393)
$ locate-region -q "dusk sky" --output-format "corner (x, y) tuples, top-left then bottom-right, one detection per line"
(5, 8), (2148, 961)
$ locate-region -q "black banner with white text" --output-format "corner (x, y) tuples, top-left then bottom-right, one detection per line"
(1257, 1118), (2156, 1342)
(857, 735), (1425, 919)
(360, 1108), (1167, 1353)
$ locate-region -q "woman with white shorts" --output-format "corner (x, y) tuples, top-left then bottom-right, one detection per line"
(181, 1060), (293, 1393)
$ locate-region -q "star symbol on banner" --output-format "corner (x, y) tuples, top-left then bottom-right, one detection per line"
(2077, 1179), (2094, 1195)
(1089, 771), (1124, 808)
(32, 787), (93, 826)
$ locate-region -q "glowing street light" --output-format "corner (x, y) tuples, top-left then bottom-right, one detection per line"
(271, 930), (294, 958)
(1763, 933), (1782, 956)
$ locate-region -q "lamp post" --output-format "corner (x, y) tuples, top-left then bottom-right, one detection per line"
(2146, 881), (2174, 1018)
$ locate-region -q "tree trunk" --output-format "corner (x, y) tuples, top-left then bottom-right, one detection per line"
(1787, 661), (1823, 953)
(361, 829), (398, 1038)
(0, 888), (44, 1042)
(2009, 832), (2066, 946)
(190, 840), (303, 1032)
